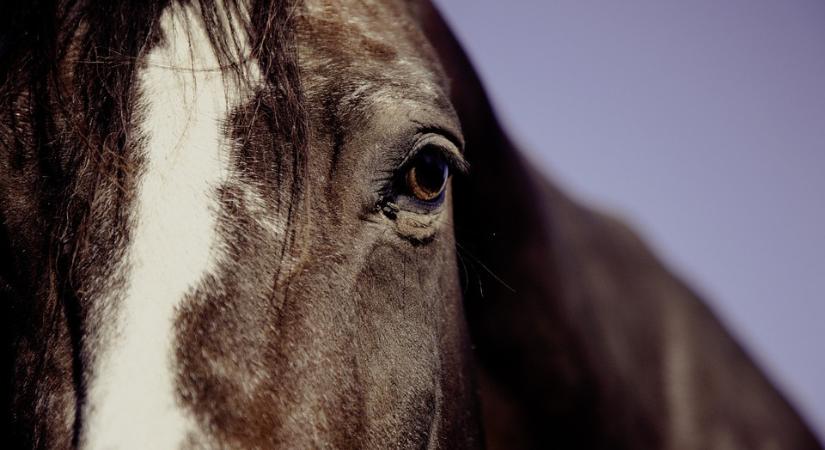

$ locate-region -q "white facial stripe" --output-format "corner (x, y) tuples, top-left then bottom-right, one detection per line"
(81, 4), (259, 449)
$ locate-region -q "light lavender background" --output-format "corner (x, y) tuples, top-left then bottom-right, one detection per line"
(432, 0), (825, 441)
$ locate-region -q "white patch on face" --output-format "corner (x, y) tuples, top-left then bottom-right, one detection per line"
(81, 3), (259, 449)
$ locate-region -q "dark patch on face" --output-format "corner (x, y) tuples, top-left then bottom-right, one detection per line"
(362, 36), (399, 62)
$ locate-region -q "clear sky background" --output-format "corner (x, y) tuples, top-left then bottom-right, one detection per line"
(432, 0), (825, 440)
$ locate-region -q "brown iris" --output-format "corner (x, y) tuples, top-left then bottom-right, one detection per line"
(405, 149), (449, 202)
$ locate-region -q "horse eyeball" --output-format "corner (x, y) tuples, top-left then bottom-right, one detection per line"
(405, 150), (449, 202)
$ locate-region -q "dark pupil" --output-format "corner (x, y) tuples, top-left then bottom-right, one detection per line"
(414, 151), (448, 195)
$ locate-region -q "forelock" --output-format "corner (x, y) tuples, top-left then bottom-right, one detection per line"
(0, 0), (309, 285)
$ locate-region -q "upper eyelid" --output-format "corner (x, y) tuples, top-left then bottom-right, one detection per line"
(409, 118), (465, 150)
(402, 132), (470, 176)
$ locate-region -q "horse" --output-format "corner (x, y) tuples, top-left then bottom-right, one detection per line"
(0, 0), (820, 448)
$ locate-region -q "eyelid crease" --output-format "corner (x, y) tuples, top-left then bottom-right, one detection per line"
(404, 132), (470, 176)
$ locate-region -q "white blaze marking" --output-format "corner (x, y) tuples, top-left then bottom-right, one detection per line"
(82, 4), (257, 449)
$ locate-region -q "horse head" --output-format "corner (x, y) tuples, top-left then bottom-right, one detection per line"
(0, 0), (820, 449)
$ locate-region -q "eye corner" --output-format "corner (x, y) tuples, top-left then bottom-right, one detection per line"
(447, 152), (470, 177)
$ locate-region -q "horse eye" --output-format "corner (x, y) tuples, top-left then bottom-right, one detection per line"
(405, 148), (450, 202)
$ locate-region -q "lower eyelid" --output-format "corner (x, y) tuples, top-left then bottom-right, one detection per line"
(391, 206), (447, 243)
(394, 188), (447, 213)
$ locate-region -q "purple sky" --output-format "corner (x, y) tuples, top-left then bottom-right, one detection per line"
(433, 0), (825, 440)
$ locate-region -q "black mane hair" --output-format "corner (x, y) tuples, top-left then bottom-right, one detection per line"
(0, 0), (306, 444)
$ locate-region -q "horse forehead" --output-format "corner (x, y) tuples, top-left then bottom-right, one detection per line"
(300, 0), (429, 63)
(303, 0), (401, 25)
(297, 0), (447, 111)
